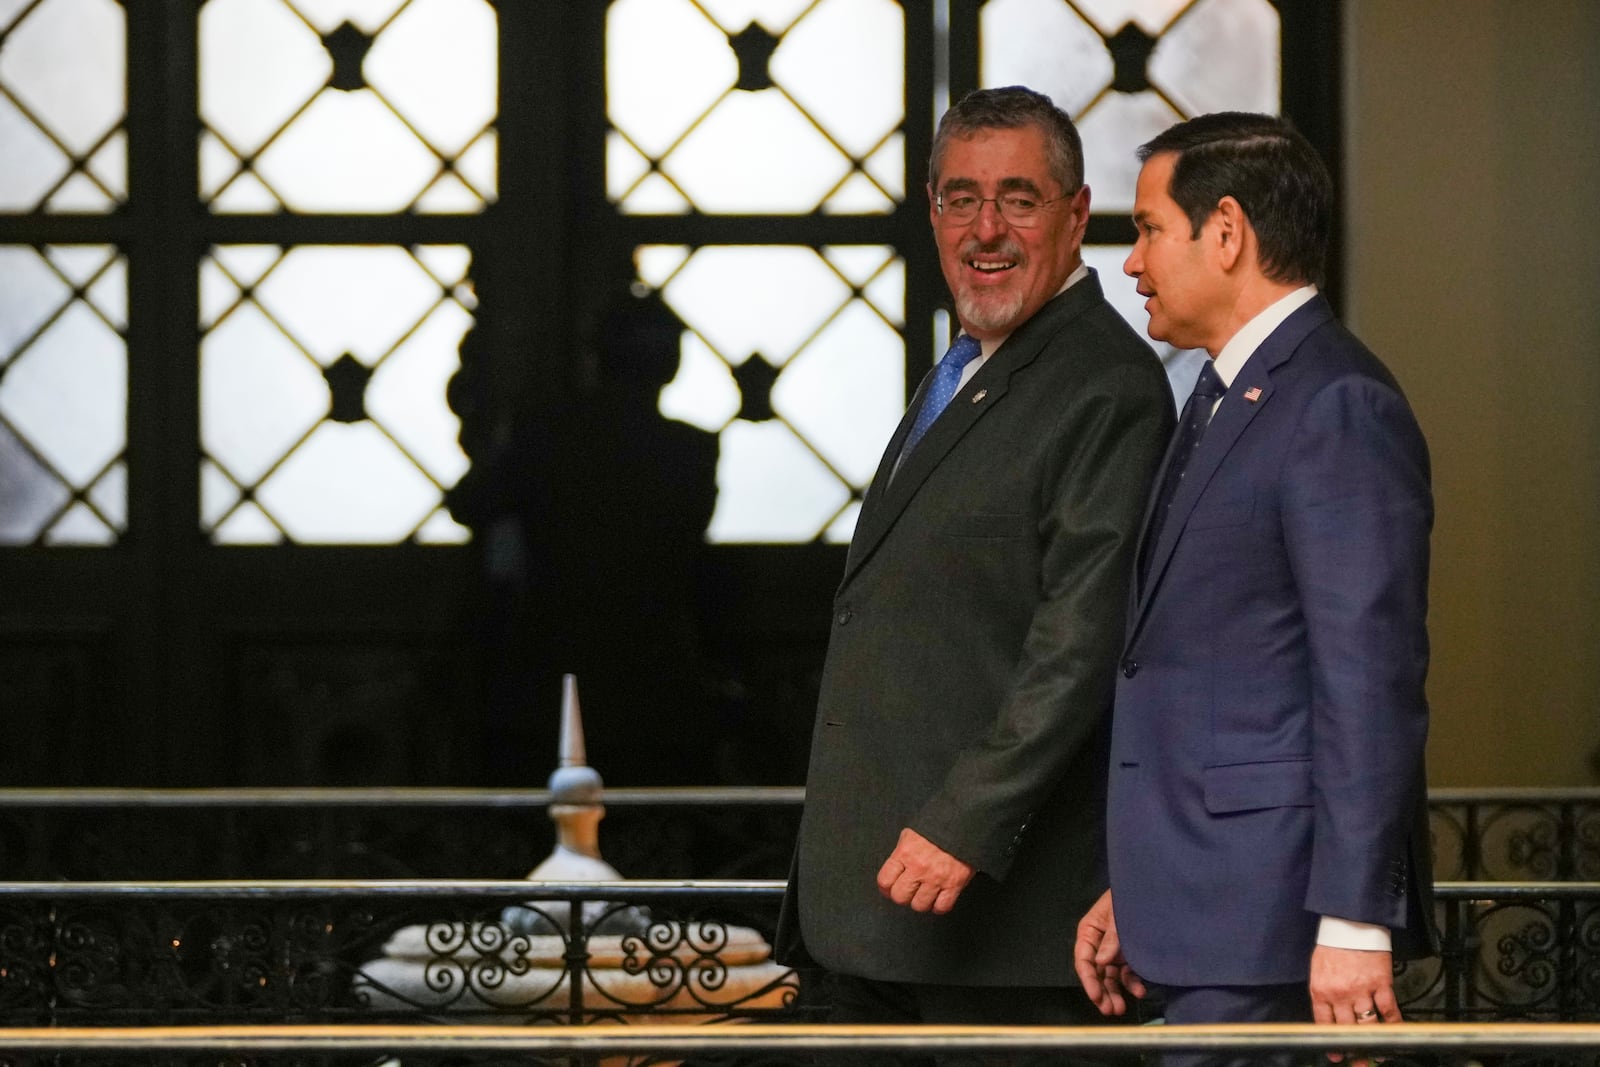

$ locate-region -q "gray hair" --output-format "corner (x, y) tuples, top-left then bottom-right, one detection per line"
(929, 86), (1084, 194)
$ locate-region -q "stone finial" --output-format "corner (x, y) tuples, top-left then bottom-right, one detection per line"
(547, 673), (603, 805)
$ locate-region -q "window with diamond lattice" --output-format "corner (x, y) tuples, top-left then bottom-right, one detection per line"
(982, 0), (1282, 401)
(0, 245), (127, 545)
(199, 0), (496, 213)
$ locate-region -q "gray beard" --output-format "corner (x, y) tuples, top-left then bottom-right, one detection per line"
(954, 285), (1026, 334)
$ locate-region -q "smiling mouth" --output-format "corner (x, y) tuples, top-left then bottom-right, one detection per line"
(968, 258), (1016, 275)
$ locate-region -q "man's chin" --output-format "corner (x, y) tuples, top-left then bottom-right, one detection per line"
(955, 291), (1026, 335)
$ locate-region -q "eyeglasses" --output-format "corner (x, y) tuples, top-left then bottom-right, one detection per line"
(936, 190), (1076, 227)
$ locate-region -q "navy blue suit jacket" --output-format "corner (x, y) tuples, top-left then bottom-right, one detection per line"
(1107, 296), (1437, 987)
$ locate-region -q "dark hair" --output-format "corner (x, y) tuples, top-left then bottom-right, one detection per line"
(930, 86), (1083, 195)
(1138, 112), (1332, 287)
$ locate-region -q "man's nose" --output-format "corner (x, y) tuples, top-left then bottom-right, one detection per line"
(1123, 247), (1142, 277)
(974, 199), (1010, 239)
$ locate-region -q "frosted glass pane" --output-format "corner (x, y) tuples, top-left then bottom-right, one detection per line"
(607, 0), (735, 159)
(0, 247), (71, 358)
(86, 459), (125, 528)
(201, 245), (472, 543)
(0, 421), (71, 543)
(697, 0), (813, 32)
(252, 246), (447, 365)
(981, 0), (1112, 118)
(773, 300), (905, 486)
(664, 91), (852, 214)
(252, 91), (447, 213)
(257, 422), (442, 543)
(658, 332), (741, 433)
(200, 0), (329, 155)
(662, 247), (851, 366)
(0, 97), (71, 210)
(771, 0), (902, 157)
(822, 246), (894, 287)
(1078, 91), (1183, 214)
(366, 299), (472, 483)
(0, 302), (125, 485)
(365, 0), (497, 156)
(201, 0), (496, 214)
(1073, 0), (1190, 35)
(707, 420), (852, 543)
(1151, 0), (1280, 116)
(1, 0), (124, 155)
(44, 501), (112, 545)
(201, 304), (327, 485)
(415, 507), (471, 544)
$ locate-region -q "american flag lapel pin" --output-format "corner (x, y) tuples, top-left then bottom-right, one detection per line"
(1243, 386), (1263, 403)
(972, 389), (988, 403)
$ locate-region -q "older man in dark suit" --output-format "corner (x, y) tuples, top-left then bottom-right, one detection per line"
(775, 86), (1173, 1033)
(1074, 113), (1436, 1060)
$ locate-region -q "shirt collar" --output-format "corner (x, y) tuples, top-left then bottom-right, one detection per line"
(1211, 284), (1318, 389)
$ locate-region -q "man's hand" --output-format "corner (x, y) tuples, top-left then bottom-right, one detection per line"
(1309, 943), (1400, 1024)
(1074, 889), (1147, 1016)
(875, 827), (974, 914)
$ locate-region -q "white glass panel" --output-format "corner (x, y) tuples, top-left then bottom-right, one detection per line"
(199, 258), (241, 330)
(201, 459), (241, 529)
(822, 173), (895, 214)
(825, 500), (860, 544)
(0, 0), (34, 24)
(0, 98), (70, 210)
(771, 0), (902, 157)
(365, 0), (497, 156)
(1073, 0), (1190, 35)
(0, 302), (124, 485)
(86, 459), (125, 528)
(1151, 0), (1280, 116)
(0, 246), (71, 358)
(413, 172), (480, 212)
(47, 173), (113, 211)
(606, 131), (653, 201)
(44, 243), (112, 286)
(773, 300), (905, 486)
(863, 132), (905, 198)
(1077, 91), (1183, 214)
(706, 420), (851, 542)
(664, 91), (852, 214)
(636, 245), (692, 289)
(662, 246), (851, 366)
(44, 501), (112, 545)
(213, 500), (281, 544)
(453, 130), (496, 198)
(0, 0), (123, 154)
(696, 0), (813, 33)
(863, 257), (906, 328)
(415, 507), (471, 544)
(413, 245), (472, 288)
(212, 244), (281, 289)
(85, 254), (126, 329)
(86, 128), (126, 199)
(981, 0), (1112, 118)
(252, 91), (444, 213)
(658, 332), (740, 433)
(290, 0), (403, 33)
(257, 422), (441, 543)
(620, 173), (692, 214)
(252, 246), (445, 365)
(822, 246), (894, 288)
(201, 304), (327, 484)
(200, 0), (329, 155)
(607, 0), (735, 159)
(367, 299), (472, 483)
(0, 422), (70, 543)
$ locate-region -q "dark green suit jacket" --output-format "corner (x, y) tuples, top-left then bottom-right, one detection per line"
(777, 271), (1174, 985)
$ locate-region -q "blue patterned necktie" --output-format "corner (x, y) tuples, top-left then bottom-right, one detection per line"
(1139, 358), (1228, 585)
(902, 334), (983, 457)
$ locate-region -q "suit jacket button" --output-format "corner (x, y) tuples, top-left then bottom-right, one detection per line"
(836, 609), (853, 626)
(1121, 659), (1139, 678)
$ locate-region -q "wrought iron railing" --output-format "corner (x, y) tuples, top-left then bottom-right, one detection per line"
(2, 1022), (1600, 1067)
(3, 787), (1597, 882)
(1, 880), (1598, 1030)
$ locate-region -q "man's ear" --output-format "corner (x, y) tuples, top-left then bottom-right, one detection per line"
(1212, 196), (1247, 271)
(928, 183), (939, 229)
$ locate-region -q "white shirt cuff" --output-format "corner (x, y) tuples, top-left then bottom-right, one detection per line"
(1316, 915), (1392, 951)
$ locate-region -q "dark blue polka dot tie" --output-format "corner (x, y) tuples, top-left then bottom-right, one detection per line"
(1139, 358), (1227, 584)
(902, 334), (983, 457)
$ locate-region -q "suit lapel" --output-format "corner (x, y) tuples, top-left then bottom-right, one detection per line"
(1128, 296), (1335, 638)
(841, 273), (1110, 590)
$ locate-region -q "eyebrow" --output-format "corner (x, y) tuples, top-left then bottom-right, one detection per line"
(939, 176), (1047, 196)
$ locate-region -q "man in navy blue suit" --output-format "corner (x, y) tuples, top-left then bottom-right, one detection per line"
(1073, 112), (1436, 1051)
